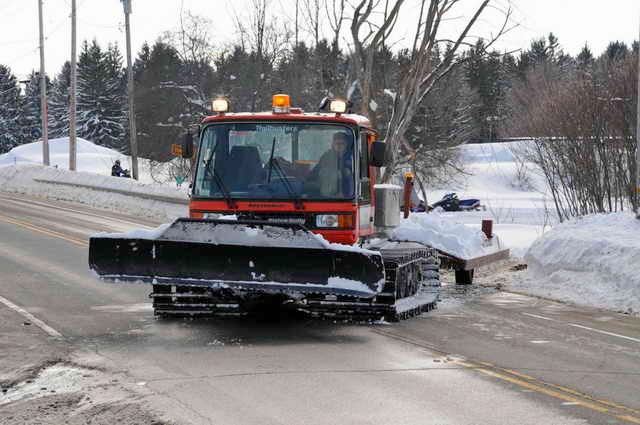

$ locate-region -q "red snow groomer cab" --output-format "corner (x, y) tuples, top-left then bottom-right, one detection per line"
(89, 94), (441, 321)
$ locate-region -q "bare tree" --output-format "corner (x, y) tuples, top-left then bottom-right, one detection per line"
(349, 0), (404, 126)
(507, 53), (638, 220)
(163, 10), (214, 64)
(379, 0), (513, 180)
(325, 0), (346, 50)
(231, 0), (293, 110)
(302, 0), (322, 47)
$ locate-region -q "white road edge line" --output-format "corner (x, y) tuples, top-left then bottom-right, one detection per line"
(568, 323), (640, 344)
(522, 312), (557, 321)
(0, 295), (63, 338)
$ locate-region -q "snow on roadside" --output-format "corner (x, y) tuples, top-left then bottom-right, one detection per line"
(0, 137), (125, 173)
(0, 164), (187, 221)
(510, 212), (640, 315)
(0, 136), (188, 186)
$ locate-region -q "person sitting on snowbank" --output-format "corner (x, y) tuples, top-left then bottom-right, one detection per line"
(111, 160), (131, 178)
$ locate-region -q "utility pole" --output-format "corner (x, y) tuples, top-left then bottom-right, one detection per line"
(636, 16), (640, 218)
(38, 0), (49, 165)
(122, 0), (139, 180)
(69, 0), (77, 171)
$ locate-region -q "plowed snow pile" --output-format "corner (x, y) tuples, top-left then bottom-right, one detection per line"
(392, 212), (503, 259)
(512, 213), (640, 314)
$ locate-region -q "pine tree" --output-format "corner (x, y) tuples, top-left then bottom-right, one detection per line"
(465, 41), (505, 140)
(49, 61), (71, 138)
(77, 40), (126, 150)
(576, 45), (595, 73)
(0, 65), (22, 153)
(19, 70), (50, 144)
(134, 40), (187, 160)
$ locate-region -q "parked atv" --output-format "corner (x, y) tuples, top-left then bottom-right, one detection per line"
(430, 193), (483, 212)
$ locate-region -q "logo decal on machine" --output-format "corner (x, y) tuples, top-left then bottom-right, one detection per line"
(248, 203), (287, 209)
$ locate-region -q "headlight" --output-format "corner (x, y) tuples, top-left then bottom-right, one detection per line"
(315, 214), (354, 229)
(329, 99), (347, 113)
(211, 97), (229, 113)
(316, 214), (338, 228)
(203, 212), (220, 219)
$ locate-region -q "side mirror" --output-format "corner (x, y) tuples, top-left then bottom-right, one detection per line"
(369, 141), (387, 167)
(181, 133), (194, 159)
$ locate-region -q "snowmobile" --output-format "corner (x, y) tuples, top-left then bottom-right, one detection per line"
(89, 95), (441, 321)
(430, 193), (482, 212)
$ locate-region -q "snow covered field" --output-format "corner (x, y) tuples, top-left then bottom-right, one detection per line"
(427, 141), (553, 258)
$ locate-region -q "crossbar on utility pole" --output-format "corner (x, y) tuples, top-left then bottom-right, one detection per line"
(122, 0), (139, 180)
(38, 0), (49, 166)
(69, 0), (77, 171)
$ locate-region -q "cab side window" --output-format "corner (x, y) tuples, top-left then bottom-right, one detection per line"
(359, 132), (370, 202)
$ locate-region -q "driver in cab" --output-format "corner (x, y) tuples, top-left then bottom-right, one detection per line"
(305, 132), (354, 198)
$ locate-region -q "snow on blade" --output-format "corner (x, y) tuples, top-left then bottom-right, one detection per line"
(95, 219), (383, 259)
(93, 223), (171, 240)
(513, 212), (640, 315)
(157, 220), (328, 249)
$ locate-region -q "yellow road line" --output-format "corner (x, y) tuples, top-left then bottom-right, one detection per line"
(491, 365), (640, 416)
(457, 360), (640, 423)
(458, 361), (611, 413)
(619, 415), (640, 424)
(375, 317), (640, 423)
(0, 214), (88, 247)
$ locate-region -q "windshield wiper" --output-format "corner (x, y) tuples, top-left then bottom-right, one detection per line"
(203, 150), (236, 209)
(267, 137), (304, 210)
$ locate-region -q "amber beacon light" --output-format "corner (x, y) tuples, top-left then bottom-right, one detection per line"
(272, 94), (291, 113)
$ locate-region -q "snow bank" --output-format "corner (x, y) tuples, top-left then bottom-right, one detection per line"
(0, 164), (187, 221)
(391, 212), (499, 259)
(0, 137), (126, 173)
(513, 213), (640, 315)
(0, 136), (189, 186)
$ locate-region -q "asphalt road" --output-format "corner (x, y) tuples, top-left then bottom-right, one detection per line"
(0, 192), (639, 425)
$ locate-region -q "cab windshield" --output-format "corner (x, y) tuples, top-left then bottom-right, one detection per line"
(194, 123), (356, 200)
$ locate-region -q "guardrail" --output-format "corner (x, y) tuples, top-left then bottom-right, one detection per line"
(33, 178), (189, 205)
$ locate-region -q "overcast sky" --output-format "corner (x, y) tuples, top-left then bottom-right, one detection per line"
(1, 0), (638, 80)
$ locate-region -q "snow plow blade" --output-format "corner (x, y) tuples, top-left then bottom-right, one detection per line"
(89, 219), (385, 298)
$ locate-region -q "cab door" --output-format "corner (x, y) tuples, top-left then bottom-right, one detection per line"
(358, 129), (374, 235)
